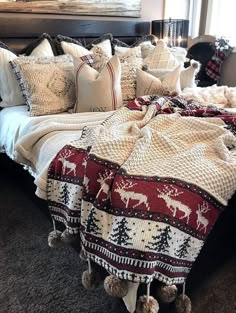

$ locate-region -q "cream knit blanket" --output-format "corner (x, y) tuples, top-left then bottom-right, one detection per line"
(47, 100), (236, 286)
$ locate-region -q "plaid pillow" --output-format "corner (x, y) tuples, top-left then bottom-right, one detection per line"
(80, 54), (94, 67)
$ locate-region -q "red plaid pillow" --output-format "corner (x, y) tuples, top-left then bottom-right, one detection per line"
(80, 54), (94, 67)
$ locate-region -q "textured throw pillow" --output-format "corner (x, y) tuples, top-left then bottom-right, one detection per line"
(144, 60), (200, 90)
(10, 55), (75, 116)
(0, 34), (56, 108)
(112, 35), (156, 59)
(55, 34), (112, 72)
(114, 45), (143, 101)
(136, 65), (182, 98)
(74, 55), (122, 113)
(143, 39), (180, 69)
(182, 85), (228, 108)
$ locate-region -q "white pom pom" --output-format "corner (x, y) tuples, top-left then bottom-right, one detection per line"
(79, 249), (87, 262)
(60, 229), (78, 244)
(104, 275), (129, 298)
(48, 230), (62, 248)
(175, 294), (192, 313)
(190, 59), (200, 71)
(82, 269), (101, 289)
(156, 284), (178, 303)
(136, 295), (159, 313)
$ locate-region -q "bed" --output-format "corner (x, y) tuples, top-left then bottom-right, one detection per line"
(1, 14), (236, 313)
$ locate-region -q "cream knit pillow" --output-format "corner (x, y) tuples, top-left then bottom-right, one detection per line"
(143, 40), (180, 69)
(136, 65), (182, 98)
(145, 60), (200, 90)
(115, 45), (143, 101)
(10, 55), (75, 116)
(74, 55), (122, 113)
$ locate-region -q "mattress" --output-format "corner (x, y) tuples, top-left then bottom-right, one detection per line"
(0, 105), (114, 199)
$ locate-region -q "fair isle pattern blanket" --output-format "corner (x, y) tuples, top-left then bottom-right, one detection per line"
(47, 96), (236, 285)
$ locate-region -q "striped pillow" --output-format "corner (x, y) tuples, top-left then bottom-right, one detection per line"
(73, 55), (122, 113)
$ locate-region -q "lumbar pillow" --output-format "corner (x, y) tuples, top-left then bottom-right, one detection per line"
(143, 40), (180, 69)
(144, 60), (200, 90)
(0, 34), (56, 108)
(10, 55), (75, 116)
(74, 55), (122, 112)
(114, 45), (143, 101)
(55, 34), (112, 72)
(136, 65), (182, 98)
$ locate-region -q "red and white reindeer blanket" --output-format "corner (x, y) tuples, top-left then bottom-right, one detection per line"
(47, 96), (236, 286)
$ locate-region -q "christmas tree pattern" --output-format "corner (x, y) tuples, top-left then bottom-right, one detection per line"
(85, 207), (101, 235)
(146, 225), (172, 253)
(110, 217), (132, 246)
(59, 183), (70, 205)
(175, 236), (191, 259)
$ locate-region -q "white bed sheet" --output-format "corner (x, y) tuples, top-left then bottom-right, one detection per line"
(0, 105), (74, 159)
(0, 106), (31, 159)
(0, 105), (114, 199)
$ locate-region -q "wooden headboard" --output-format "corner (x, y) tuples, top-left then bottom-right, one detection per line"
(0, 14), (151, 53)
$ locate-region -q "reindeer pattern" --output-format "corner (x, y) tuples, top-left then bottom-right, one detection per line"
(156, 185), (192, 224)
(57, 148), (211, 233)
(196, 201), (210, 233)
(58, 150), (77, 176)
(114, 179), (150, 210)
(96, 170), (114, 200)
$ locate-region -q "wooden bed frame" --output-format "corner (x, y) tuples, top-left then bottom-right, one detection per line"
(0, 13), (235, 307)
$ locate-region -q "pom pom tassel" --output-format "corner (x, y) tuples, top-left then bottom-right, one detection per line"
(81, 258), (101, 290)
(48, 219), (62, 248)
(60, 229), (78, 244)
(136, 283), (159, 313)
(156, 283), (178, 303)
(136, 296), (159, 313)
(174, 282), (192, 313)
(104, 275), (129, 298)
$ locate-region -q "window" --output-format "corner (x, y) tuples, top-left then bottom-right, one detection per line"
(164, 0), (190, 20)
(205, 0), (236, 45)
(164, 0), (202, 37)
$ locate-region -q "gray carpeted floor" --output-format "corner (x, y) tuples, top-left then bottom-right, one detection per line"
(0, 155), (235, 313)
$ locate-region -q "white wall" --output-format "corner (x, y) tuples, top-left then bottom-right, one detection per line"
(141, 0), (163, 21)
